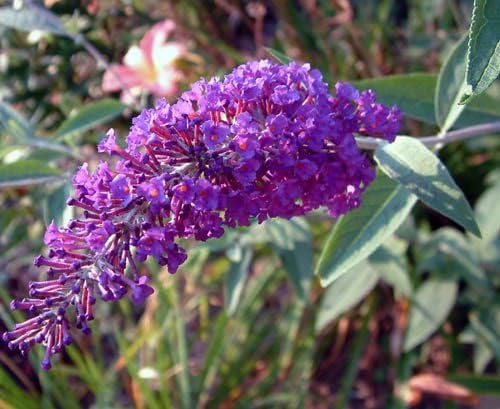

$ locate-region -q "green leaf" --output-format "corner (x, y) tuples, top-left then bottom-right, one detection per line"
(196, 312), (229, 405)
(225, 241), (243, 262)
(469, 311), (500, 361)
(263, 218), (297, 250)
(224, 247), (253, 315)
(354, 74), (436, 124)
(0, 159), (62, 188)
(0, 100), (35, 139)
(42, 182), (74, 226)
(435, 35), (468, 132)
(461, 0), (500, 103)
(0, 5), (68, 36)
(55, 99), (125, 141)
(273, 218), (313, 300)
(403, 279), (458, 351)
(418, 228), (491, 295)
(474, 339), (494, 373)
(315, 260), (378, 333)
(265, 47), (293, 64)
(374, 136), (481, 237)
(0, 101), (77, 157)
(316, 172), (417, 287)
(474, 181), (500, 242)
(369, 245), (413, 297)
(354, 74), (500, 127)
(458, 80), (500, 127)
(246, 216), (315, 299)
(165, 285), (193, 409)
(448, 374), (500, 395)
(197, 230), (239, 252)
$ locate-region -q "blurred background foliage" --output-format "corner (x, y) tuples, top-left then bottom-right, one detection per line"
(0, 0), (499, 408)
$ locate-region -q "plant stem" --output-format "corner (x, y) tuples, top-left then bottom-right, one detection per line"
(355, 120), (500, 150)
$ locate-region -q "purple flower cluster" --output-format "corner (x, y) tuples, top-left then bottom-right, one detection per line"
(2, 60), (401, 369)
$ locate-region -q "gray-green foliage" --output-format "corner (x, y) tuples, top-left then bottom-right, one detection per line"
(462, 0), (500, 103)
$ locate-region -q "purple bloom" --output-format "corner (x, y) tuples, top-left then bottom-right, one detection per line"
(87, 227), (109, 251)
(72, 163), (92, 197)
(235, 159), (260, 186)
(138, 176), (167, 204)
(136, 227), (167, 262)
(295, 159), (318, 180)
(233, 135), (259, 159)
(110, 174), (133, 205)
(43, 221), (62, 246)
(271, 84), (301, 105)
(166, 243), (187, 274)
(173, 178), (195, 202)
(266, 114), (289, 135)
(3, 59), (401, 370)
(194, 179), (218, 210)
(335, 82), (359, 100)
(200, 120), (230, 149)
(129, 276), (154, 304)
(97, 129), (118, 154)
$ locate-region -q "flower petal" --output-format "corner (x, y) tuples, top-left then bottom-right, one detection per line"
(152, 43), (186, 70)
(102, 65), (143, 92)
(140, 20), (176, 65)
(123, 45), (149, 72)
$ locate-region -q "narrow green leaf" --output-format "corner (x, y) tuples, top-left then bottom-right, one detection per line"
(375, 136), (481, 237)
(448, 374), (500, 395)
(474, 339), (494, 373)
(0, 100), (35, 139)
(315, 260), (378, 333)
(459, 322), (497, 373)
(265, 47), (294, 64)
(165, 284), (193, 409)
(354, 74), (500, 127)
(197, 230), (239, 252)
(224, 247), (253, 315)
(42, 182), (74, 226)
(474, 181), (500, 242)
(336, 296), (374, 409)
(403, 279), (458, 351)
(435, 35), (468, 132)
(274, 218), (313, 300)
(0, 101), (77, 157)
(263, 218), (296, 250)
(316, 172), (417, 287)
(461, 0), (500, 103)
(0, 5), (68, 36)
(225, 241), (243, 262)
(419, 228), (491, 295)
(196, 312), (229, 405)
(0, 160), (62, 188)
(55, 99), (125, 141)
(277, 300), (306, 374)
(369, 246), (413, 297)
(469, 310), (500, 361)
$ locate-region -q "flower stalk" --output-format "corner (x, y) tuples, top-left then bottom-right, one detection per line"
(355, 120), (500, 150)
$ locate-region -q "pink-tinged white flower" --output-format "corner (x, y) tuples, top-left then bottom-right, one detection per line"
(102, 20), (186, 103)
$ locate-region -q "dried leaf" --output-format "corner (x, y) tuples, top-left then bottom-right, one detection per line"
(408, 373), (479, 406)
